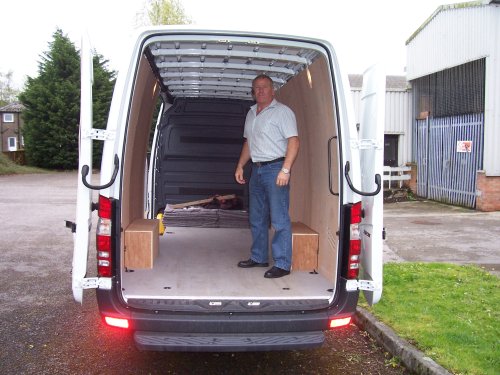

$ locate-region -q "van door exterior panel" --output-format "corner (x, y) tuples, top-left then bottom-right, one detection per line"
(358, 64), (385, 305)
(72, 34), (95, 303)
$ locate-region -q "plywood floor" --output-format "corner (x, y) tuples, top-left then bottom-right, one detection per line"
(121, 227), (333, 301)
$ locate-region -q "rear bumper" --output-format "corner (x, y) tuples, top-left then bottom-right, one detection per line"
(96, 278), (359, 351)
(135, 331), (325, 351)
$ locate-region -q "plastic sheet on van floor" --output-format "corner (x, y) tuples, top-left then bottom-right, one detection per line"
(162, 206), (249, 229)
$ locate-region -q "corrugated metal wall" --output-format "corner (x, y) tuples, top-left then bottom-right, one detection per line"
(484, 8), (500, 176)
(406, 5), (491, 81)
(351, 89), (412, 166)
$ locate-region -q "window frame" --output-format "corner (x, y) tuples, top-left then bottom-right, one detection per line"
(3, 113), (14, 123)
(7, 137), (17, 151)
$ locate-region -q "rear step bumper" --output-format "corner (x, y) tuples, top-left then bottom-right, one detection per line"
(134, 331), (324, 351)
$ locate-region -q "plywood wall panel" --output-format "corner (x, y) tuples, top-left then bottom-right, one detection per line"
(277, 56), (340, 282)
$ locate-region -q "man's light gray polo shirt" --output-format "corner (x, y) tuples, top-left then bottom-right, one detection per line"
(244, 99), (298, 162)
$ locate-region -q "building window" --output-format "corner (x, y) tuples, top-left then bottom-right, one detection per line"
(411, 58), (485, 117)
(3, 113), (14, 122)
(8, 137), (17, 151)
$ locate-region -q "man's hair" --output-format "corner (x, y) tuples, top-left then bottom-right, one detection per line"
(252, 74), (274, 88)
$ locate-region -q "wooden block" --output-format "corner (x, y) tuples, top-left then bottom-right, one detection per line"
(124, 219), (159, 269)
(291, 222), (319, 271)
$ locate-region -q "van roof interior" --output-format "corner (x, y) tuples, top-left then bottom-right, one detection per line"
(143, 34), (321, 101)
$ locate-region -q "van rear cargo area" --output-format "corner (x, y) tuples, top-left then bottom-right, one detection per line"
(116, 31), (344, 316)
(122, 227), (332, 311)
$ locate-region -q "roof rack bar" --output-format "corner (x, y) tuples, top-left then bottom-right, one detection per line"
(156, 62), (297, 75)
(167, 84), (250, 92)
(165, 80), (252, 88)
(151, 48), (310, 65)
(159, 72), (287, 84)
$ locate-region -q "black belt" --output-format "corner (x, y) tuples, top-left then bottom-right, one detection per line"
(253, 157), (285, 167)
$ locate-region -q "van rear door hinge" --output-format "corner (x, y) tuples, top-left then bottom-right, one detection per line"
(346, 279), (380, 292)
(81, 277), (112, 290)
(82, 128), (115, 141)
(350, 138), (383, 150)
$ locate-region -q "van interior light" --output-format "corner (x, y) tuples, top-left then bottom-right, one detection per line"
(104, 316), (130, 329)
(329, 317), (351, 329)
(153, 81), (160, 97)
(306, 67), (313, 89)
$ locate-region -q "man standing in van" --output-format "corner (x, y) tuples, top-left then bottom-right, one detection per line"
(235, 74), (299, 278)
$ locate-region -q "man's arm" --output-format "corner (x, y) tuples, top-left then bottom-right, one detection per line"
(235, 140), (251, 184)
(277, 136), (299, 186)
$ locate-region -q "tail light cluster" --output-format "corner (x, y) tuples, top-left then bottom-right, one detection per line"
(347, 201), (362, 279)
(96, 195), (113, 277)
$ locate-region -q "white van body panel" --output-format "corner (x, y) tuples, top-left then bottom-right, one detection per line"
(98, 29), (157, 200)
(72, 35), (95, 303)
(359, 64), (385, 305)
(332, 50), (360, 204)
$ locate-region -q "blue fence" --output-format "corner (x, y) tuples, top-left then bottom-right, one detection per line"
(414, 113), (484, 208)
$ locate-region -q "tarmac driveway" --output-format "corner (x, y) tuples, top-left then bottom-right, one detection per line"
(383, 200), (500, 277)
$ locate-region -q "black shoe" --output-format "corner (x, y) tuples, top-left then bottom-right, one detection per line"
(238, 259), (269, 268)
(264, 266), (290, 278)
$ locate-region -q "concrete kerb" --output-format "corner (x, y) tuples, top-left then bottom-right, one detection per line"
(353, 307), (452, 375)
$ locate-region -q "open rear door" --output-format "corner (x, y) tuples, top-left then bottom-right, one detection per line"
(72, 34), (94, 303)
(359, 64), (385, 305)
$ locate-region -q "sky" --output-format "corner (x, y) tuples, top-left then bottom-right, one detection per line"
(1, 0), (460, 90)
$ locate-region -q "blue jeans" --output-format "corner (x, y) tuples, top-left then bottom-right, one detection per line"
(249, 162), (292, 270)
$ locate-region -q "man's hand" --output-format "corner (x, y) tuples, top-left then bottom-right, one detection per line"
(235, 141), (250, 184)
(235, 166), (246, 184)
(276, 171), (290, 186)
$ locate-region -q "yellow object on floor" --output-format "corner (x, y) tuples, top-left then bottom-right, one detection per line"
(156, 213), (165, 235)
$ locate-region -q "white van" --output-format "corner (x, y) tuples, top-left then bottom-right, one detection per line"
(72, 27), (385, 351)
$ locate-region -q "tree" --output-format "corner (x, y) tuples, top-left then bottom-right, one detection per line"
(145, 0), (191, 25)
(0, 71), (20, 107)
(19, 29), (115, 169)
(19, 29), (80, 169)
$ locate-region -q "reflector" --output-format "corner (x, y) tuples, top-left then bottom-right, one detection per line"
(329, 317), (351, 328)
(104, 316), (129, 329)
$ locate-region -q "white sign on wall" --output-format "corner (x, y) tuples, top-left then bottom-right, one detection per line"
(457, 141), (472, 153)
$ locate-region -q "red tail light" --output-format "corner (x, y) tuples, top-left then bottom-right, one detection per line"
(98, 194), (112, 219)
(97, 195), (112, 277)
(347, 201), (362, 279)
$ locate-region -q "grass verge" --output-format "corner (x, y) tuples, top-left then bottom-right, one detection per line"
(361, 262), (499, 375)
(0, 153), (47, 175)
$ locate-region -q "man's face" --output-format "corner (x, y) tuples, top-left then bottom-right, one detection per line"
(252, 78), (274, 106)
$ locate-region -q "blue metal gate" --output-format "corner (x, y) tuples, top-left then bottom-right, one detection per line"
(414, 114), (484, 208)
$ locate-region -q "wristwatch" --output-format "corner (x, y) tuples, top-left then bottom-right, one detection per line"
(281, 168), (290, 174)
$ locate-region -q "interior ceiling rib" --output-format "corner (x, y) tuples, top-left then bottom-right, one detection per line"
(147, 37), (320, 100)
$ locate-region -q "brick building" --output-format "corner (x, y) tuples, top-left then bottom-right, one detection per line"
(0, 102), (25, 153)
